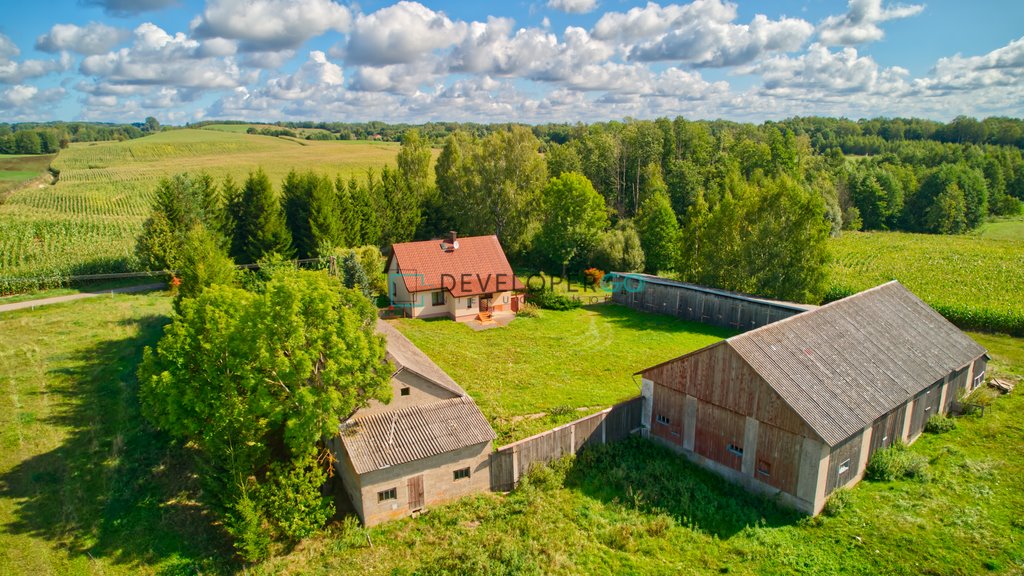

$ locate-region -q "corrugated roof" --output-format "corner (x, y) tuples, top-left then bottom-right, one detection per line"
(340, 396), (496, 474)
(377, 319), (467, 397)
(608, 272), (815, 313)
(389, 235), (524, 297)
(726, 281), (985, 446)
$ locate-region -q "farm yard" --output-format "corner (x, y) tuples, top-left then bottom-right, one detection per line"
(1, 292), (1022, 575)
(0, 129), (402, 293)
(392, 304), (734, 443)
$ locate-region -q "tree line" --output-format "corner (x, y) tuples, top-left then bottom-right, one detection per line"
(1, 119), (160, 154)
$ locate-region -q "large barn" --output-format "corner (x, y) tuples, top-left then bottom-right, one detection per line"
(637, 281), (988, 515)
(330, 320), (496, 526)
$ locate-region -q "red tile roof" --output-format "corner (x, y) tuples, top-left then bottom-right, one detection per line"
(389, 235), (524, 298)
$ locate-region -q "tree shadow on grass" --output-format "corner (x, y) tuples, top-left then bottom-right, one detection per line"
(582, 302), (738, 340)
(0, 314), (233, 574)
(564, 436), (802, 540)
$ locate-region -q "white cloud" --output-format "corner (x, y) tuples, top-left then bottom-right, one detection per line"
(82, 0), (178, 17)
(0, 84), (65, 114)
(745, 43), (909, 96)
(36, 23), (130, 55)
(547, 0), (599, 14)
(919, 36), (1024, 93)
(344, 2), (467, 66)
(818, 0), (924, 46)
(616, 1), (814, 66)
(80, 23), (251, 89)
(191, 0), (351, 51)
(0, 34), (71, 84)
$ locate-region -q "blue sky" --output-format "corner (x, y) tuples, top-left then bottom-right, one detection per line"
(1, 0), (1022, 124)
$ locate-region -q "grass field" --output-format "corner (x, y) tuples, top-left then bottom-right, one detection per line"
(1, 293), (1022, 574)
(0, 154), (54, 199)
(0, 130), (400, 293)
(392, 304), (733, 443)
(829, 230), (1024, 335)
(198, 123), (335, 138)
(972, 215), (1024, 241)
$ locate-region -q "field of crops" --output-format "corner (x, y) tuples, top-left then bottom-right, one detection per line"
(829, 231), (1024, 335)
(0, 130), (401, 293)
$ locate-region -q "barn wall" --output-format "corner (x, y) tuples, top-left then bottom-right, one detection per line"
(825, 431), (863, 495)
(610, 274), (807, 332)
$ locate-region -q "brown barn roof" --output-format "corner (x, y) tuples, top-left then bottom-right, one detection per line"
(376, 319), (467, 397)
(340, 396), (495, 474)
(388, 234), (524, 297)
(640, 281), (985, 446)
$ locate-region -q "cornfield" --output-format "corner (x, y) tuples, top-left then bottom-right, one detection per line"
(828, 231), (1024, 335)
(0, 129), (401, 294)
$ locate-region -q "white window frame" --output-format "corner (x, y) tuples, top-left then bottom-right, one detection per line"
(432, 291), (446, 306)
(838, 459), (851, 475)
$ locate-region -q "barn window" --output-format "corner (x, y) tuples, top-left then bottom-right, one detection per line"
(973, 372), (985, 388)
(400, 387), (410, 396)
(432, 291), (446, 306)
(756, 460), (771, 477)
(838, 459), (851, 475)
(453, 467), (471, 481)
(377, 487), (397, 502)
(727, 443), (744, 457)
(656, 414), (670, 425)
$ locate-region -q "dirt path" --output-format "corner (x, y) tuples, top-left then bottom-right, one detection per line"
(0, 283), (166, 313)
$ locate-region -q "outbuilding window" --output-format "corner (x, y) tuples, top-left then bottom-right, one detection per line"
(453, 467), (471, 481)
(838, 459), (851, 475)
(727, 443), (744, 457)
(432, 291), (446, 306)
(378, 487), (397, 502)
(400, 387), (410, 396)
(656, 414), (670, 425)
(973, 372), (985, 388)
(757, 460), (771, 477)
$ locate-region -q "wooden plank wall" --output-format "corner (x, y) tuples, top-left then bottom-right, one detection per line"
(825, 432), (862, 495)
(869, 406), (905, 458)
(489, 397), (643, 492)
(611, 278), (805, 333)
(944, 367), (969, 412)
(651, 383), (685, 445)
(754, 422), (803, 493)
(909, 380), (944, 437)
(693, 401), (746, 472)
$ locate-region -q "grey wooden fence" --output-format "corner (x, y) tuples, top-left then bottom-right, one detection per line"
(489, 396), (643, 492)
(608, 273), (809, 333)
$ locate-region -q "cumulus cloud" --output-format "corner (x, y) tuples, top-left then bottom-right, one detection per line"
(744, 43), (909, 96)
(547, 0), (598, 14)
(604, 1), (813, 67)
(82, 0), (178, 16)
(80, 23), (251, 89)
(0, 33), (72, 84)
(0, 84), (65, 113)
(818, 0), (924, 46)
(344, 2), (466, 66)
(36, 23), (129, 55)
(191, 0), (351, 51)
(919, 36), (1024, 93)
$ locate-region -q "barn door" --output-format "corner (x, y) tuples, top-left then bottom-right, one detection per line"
(407, 475), (424, 510)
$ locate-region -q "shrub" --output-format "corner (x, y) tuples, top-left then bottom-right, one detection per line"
(823, 488), (852, 517)
(582, 267), (604, 287)
(527, 288), (582, 311)
(865, 442), (931, 483)
(516, 301), (541, 318)
(924, 413), (957, 434)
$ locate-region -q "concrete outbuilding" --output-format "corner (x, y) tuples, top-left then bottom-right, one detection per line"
(637, 281), (988, 514)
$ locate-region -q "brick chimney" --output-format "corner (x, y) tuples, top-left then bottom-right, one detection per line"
(440, 230), (459, 252)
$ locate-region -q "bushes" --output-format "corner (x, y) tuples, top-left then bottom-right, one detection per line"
(924, 413), (957, 434)
(526, 288), (582, 311)
(823, 488), (852, 517)
(865, 442), (931, 482)
(516, 302), (541, 318)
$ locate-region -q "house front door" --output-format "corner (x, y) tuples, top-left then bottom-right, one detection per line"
(407, 475), (424, 510)
(479, 295), (492, 312)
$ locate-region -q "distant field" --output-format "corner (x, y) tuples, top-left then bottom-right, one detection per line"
(0, 130), (401, 293)
(828, 230), (1024, 335)
(0, 154), (53, 197)
(393, 304), (732, 443)
(199, 123), (334, 138)
(972, 215), (1024, 241)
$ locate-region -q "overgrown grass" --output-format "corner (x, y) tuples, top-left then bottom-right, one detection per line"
(828, 230), (1024, 335)
(392, 304), (733, 444)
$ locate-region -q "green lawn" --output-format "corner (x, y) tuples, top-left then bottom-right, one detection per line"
(973, 215), (1024, 241)
(0, 171), (39, 182)
(392, 304), (733, 443)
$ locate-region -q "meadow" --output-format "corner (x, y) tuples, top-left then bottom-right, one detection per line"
(828, 230), (1024, 335)
(1, 292), (1022, 575)
(392, 305), (733, 443)
(0, 130), (401, 293)
(0, 154), (54, 199)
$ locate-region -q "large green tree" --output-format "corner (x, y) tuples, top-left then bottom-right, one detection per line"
(283, 170), (344, 258)
(536, 172), (609, 274)
(635, 190), (681, 274)
(136, 172), (222, 271)
(231, 169), (293, 263)
(138, 270), (390, 559)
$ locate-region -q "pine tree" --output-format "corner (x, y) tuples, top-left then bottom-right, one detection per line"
(232, 169), (293, 263)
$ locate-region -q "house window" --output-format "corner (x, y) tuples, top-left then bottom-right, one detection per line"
(656, 414), (670, 425)
(757, 460), (771, 477)
(400, 387), (410, 396)
(467, 297), (475, 309)
(453, 467), (471, 481)
(727, 443), (744, 457)
(377, 487), (397, 502)
(432, 291), (446, 306)
(838, 459), (851, 475)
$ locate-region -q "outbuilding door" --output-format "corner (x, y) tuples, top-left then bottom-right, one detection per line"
(407, 475), (424, 511)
